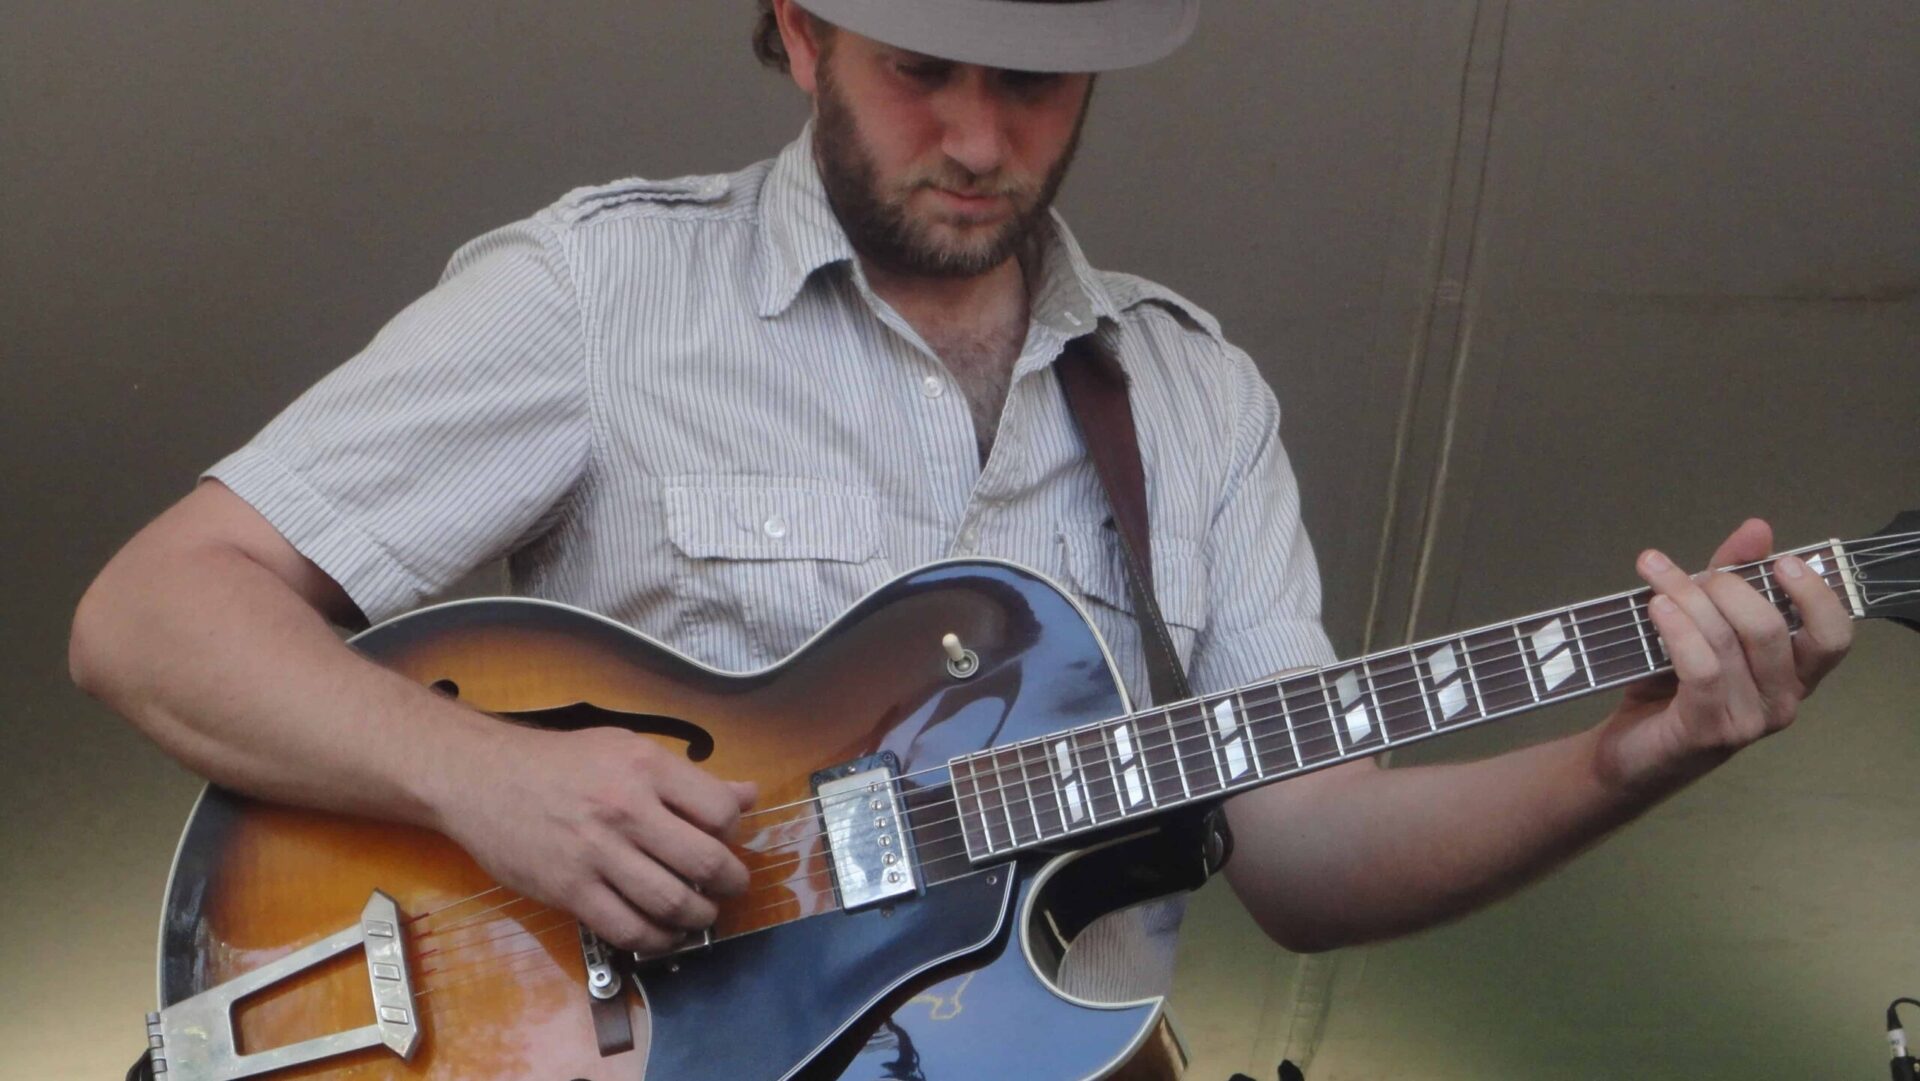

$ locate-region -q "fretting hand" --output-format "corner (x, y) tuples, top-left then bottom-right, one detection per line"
(1594, 518), (1854, 794)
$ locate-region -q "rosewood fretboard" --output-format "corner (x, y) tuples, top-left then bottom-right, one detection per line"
(947, 540), (1865, 862)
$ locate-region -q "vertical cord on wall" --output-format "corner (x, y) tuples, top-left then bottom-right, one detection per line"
(1280, 1), (1515, 1076)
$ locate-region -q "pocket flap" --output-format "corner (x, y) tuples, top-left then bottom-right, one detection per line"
(1059, 523), (1207, 631)
(665, 477), (881, 563)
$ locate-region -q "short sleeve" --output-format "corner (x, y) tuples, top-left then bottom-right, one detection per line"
(203, 217), (591, 624)
(1188, 353), (1336, 693)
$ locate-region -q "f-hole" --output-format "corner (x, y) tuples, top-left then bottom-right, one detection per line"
(426, 677), (717, 762)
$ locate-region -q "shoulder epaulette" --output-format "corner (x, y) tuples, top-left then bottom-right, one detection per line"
(1099, 271), (1225, 342)
(554, 174), (733, 225)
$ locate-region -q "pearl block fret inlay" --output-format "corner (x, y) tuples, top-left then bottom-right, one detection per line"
(1425, 643), (1468, 719)
(1530, 618), (1577, 690)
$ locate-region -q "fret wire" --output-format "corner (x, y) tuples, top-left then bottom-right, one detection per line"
(1512, 624), (1542, 702)
(990, 750), (1017, 851)
(1046, 740), (1072, 834)
(1565, 603), (1596, 688)
(926, 557), (1856, 853)
(1202, 696), (1228, 787)
(1165, 707), (1194, 801)
(904, 547), (1899, 866)
(959, 757), (994, 857)
(1066, 728), (1100, 826)
(1319, 670), (1347, 757)
(1100, 720), (1126, 816)
(1013, 740), (1044, 843)
(1416, 645), (1441, 733)
(1360, 659), (1389, 748)
(1115, 717), (1153, 812)
(1463, 636), (1489, 721)
(1137, 718), (1163, 807)
(931, 549), (1865, 839)
(1241, 692), (1268, 780)
(1632, 596), (1658, 671)
(1279, 682), (1305, 767)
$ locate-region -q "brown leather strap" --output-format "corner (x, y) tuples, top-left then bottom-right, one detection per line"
(1056, 334), (1232, 878)
(1055, 334), (1193, 708)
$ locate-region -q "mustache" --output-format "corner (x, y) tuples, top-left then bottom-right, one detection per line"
(902, 164), (1029, 200)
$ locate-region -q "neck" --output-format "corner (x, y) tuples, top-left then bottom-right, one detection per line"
(944, 538), (1873, 862)
(859, 253), (1028, 337)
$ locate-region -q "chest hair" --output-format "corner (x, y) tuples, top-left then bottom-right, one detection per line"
(924, 318), (1026, 462)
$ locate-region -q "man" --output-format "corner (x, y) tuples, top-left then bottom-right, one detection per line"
(70, 0), (1852, 1037)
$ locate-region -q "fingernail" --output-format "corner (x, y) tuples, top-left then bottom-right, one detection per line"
(1778, 555), (1804, 579)
(1643, 550), (1671, 572)
(1651, 595), (1676, 615)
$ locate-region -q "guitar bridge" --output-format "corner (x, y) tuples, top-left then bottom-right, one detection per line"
(144, 890), (420, 1079)
(812, 753), (919, 911)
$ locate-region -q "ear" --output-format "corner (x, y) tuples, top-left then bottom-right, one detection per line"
(772, 0), (827, 96)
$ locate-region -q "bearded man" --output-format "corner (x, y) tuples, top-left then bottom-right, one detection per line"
(71, 0), (1853, 1075)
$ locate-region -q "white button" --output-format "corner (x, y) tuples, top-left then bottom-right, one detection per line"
(921, 375), (945, 398)
(763, 514), (788, 539)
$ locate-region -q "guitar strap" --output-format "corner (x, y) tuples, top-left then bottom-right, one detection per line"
(1055, 332), (1234, 882)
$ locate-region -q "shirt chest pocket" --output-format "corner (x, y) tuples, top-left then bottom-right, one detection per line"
(1058, 523), (1209, 700)
(663, 477), (895, 668)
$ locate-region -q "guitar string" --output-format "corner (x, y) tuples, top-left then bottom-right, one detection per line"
(404, 570), (1813, 960)
(413, 899), (569, 964)
(407, 541), (1900, 950)
(397, 537), (1917, 966)
(401, 556), (1843, 971)
(735, 534), (1915, 851)
(394, 534), (1917, 933)
(416, 915), (583, 986)
(392, 535), (1920, 995)
(723, 534), (1914, 825)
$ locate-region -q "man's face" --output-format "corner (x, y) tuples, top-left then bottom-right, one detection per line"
(808, 28), (1094, 279)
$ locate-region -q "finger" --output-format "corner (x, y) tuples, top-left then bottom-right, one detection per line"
(596, 834), (723, 930)
(651, 758), (752, 838)
(631, 802), (752, 897)
(1646, 594), (1724, 729)
(730, 780), (760, 813)
(1639, 550), (1747, 686)
(574, 881), (681, 955)
(1698, 569), (1798, 725)
(1775, 554), (1855, 688)
(1705, 517), (1773, 570)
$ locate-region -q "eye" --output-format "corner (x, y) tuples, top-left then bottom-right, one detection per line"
(895, 59), (953, 85)
(999, 69), (1065, 94)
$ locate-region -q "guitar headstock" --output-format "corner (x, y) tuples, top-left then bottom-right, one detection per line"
(1853, 509), (1920, 632)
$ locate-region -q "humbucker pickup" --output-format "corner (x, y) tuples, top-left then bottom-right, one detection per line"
(812, 753), (919, 911)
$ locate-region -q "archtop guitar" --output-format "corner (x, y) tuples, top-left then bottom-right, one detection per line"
(139, 513), (1920, 1080)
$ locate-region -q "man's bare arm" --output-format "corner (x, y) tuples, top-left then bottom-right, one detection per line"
(1223, 518), (1855, 952)
(69, 479), (753, 952)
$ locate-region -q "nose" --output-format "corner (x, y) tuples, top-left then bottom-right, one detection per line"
(937, 69), (1009, 178)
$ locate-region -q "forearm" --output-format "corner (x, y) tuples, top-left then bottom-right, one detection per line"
(1224, 720), (1699, 953)
(69, 535), (489, 830)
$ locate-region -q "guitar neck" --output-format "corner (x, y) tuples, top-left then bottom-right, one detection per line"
(948, 538), (1868, 861)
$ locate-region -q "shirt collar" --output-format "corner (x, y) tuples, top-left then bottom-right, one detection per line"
(751, 124), (1123, 336)
(751, 125), (857, 319)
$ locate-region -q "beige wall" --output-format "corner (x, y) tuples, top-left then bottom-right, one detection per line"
(5, 3), (1916, 1077)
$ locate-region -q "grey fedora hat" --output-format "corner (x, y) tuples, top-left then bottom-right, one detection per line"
(797, 0), (1199, 73)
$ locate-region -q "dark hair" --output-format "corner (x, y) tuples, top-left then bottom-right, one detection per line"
(753, 2), (830, 74)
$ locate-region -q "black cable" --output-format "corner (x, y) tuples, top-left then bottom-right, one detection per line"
(1887, 996), (1920, 1081)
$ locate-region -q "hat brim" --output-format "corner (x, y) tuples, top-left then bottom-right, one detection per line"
(797, 0), (1198, 73)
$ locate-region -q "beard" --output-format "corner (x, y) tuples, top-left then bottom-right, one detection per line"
(811, 60), (1086, 279)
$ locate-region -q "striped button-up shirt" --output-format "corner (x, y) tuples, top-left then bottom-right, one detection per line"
(207, 126), (1335, 1001)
